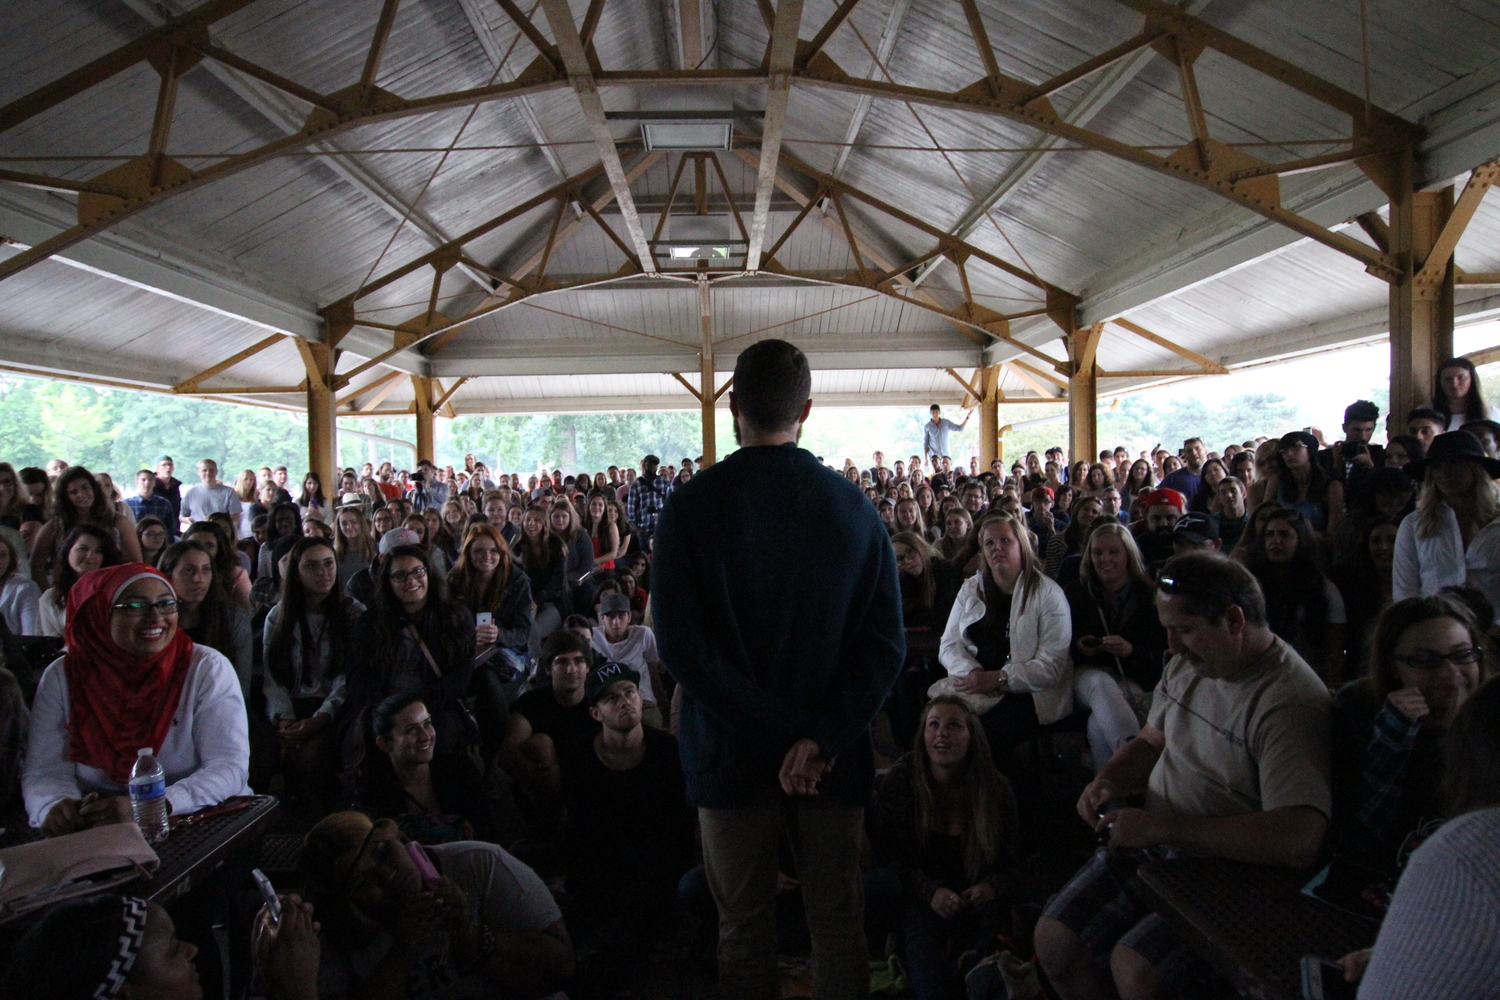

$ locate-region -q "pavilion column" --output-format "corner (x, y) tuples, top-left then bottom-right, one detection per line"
(979, 365), (1000, 467)
(1388, 147), (1455, 429)
(698, 275), (716, 468)
(303, 340), (337, 492)
(412, 376), (436, 464)
(1068, 325), (1102, 466)
(996, 425), (1008, 466)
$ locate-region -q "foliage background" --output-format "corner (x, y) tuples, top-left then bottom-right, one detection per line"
(0, 365), (1454, 480)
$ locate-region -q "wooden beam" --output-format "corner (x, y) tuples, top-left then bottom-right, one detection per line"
(1076, 320), (1105, 375)
(337, 369), (403, 406)
(698, 274), (717, 466)
(189, 382), (308, 394)
(173, 333), (287, 391)
(1457, 271), (1500, 286)
(745, 0), (804, 271)
(1098, 369), (1223, 378)
(1005, 360), (1065, 400)
(432, 376), (469, 411)
(540, 0), (656, 273)
(1464, 345), (1500, 367)
(357, 375), (406, 412)
(798, 0), (861, 70)
(360, 0), (403, 92)
(713, 375), (734, 401)
(959, 0), (1003, 99)
(669, 371), (702, 401)
(1007, 358), (1068, 390)
(1109, 317), (1229, 373)
(1013, 28), (1165, 104)
(943, 367), (983, 400)
(0, 0), (255, 135)
(1356, 211), (1390, 253)
(1417, 160), (1500, 286)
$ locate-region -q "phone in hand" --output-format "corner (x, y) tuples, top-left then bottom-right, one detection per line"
(1301, 955), (1356, 999)
(407, 842), (442, 891)
(252, 868), (281, 926)
(475, 612), (493, 629)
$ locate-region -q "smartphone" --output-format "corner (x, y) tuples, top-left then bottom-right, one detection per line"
(407, 842), (441, 891)
(1300, 955), (1357, 1000)
(475, 612), (493, 628)
(252, 868), (281, 926)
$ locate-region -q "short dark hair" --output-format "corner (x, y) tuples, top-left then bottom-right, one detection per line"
(371, 690), (427, 741)
(1408, 405), (1445, 427)
(539, 628), (592, 677)
(930, 404), (941, 412)
(1461, 418), (1500, 441)
(732, 338), (811, 431)
(1344, 399), (1379, 424)
(1157, 551), (1267, 627)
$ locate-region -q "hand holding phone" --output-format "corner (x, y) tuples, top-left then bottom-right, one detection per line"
(253, 868), (281, 926)
(1301, 955), (1358, 999)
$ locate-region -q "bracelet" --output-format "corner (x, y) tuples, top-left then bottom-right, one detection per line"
(460, 922), (497, 972)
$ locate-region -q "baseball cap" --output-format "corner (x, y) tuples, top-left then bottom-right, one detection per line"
(378, 527), (421, 555)
(1172, 511), (1220, 543)
(598, 591), (631, 616)
(585, 661), (641, 705)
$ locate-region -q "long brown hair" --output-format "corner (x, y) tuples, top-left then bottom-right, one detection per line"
(910, 696), (1014, 883)
(1368, 594), (1488, 702)
(892, 530), (937, 611)
(1443, 675), (1500, 815)
(50, 466), (114, 535)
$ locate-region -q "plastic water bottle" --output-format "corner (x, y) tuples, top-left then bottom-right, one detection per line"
(129, 748), (170, 844)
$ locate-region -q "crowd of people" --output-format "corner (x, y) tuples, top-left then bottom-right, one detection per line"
(0, 345), (1496, 1000)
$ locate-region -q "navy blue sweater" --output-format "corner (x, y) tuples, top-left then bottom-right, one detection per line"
(653, 443), (905, 808)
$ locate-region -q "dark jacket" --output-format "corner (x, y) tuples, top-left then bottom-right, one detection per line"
(346, 602), (476, 756)
(351, 749), (514, 846)
(867, 756), (1021, 904)
(512, 537), (572, 615)
(653, 444), (905, 808)
(1064, 579), (1168, 691)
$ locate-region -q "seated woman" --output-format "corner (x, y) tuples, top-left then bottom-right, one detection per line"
(298, 811), (573, 999)
(1346, 676), (1500, 999)
(345, 545), (476, 769)
(29, 465), (141, 584)
(333, 501), (376, 592)
(135, 515), (170, 567)
(937, 513), (1073, 768)
(263, 536), (363, 811)
(1044, 495), (1102, 583)
(889, 531), (964, 748)
(0, 530), (40, 634)
(182, 520), (252, 611)
(256, 501), (303, 583)
(448, 523), (534, 757)
(1245, 507), (1347, 684)
(934, 507), (974, 566)
(513, 506), (572, 656)
(158, 541), (253, 702)
(868, 696), (1021, 1000)
(1064, 523), (1167, 771)
(23, 562), (250, 834)
(1332, 594), (1487, 874)
(37, 524), (121, 637)
(352, 692), (519, 847)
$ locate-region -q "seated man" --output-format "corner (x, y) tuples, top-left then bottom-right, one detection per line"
(501, 630), (597, 833)
(1130, 488), (1185, 566)
(1169, 512), (1221, 559)
(590, 591), (666, 727)
(1036, 552), (1331, 1000)
(562, 661), (695, 999)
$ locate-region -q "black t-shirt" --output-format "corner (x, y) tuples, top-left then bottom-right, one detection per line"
(561, 726), (693, 887)
(511, 687), (599, 756)
(966, 589), (1013, 672)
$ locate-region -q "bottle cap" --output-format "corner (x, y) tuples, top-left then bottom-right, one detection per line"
(138, 748), (153, 756)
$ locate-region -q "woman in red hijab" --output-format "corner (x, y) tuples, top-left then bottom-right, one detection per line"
(22, 563), (251, 835)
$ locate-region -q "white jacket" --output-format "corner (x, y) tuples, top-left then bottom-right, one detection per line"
(940, 569), (1074, 724)
(23, 645), (251, 828)
(1393, 505), (1500, 626)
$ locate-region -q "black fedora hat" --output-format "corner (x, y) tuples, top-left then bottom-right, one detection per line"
(1404, 430), (1500, 481)
(1276, 430), (1319, 453)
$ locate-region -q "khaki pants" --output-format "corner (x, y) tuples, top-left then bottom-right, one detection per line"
(699, 792), (868, 1000)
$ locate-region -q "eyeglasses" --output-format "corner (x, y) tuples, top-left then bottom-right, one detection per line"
(389, 566), (427, 584)
(111, 598), (180, 617)
(1393, 648), (1484, 671)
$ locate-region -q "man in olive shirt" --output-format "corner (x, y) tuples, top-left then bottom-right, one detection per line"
(1037, 552), (1331, 1000)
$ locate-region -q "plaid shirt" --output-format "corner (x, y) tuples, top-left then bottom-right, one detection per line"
(1349, 699), (1424, 861)
(125, 493), (179, 537)
(626, 474), (674, 536)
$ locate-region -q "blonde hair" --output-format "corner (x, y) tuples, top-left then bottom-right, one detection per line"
(974, 512), (1042, 611)
(1079, 522), (1153, 599)
(1416, 466), (1500, 540)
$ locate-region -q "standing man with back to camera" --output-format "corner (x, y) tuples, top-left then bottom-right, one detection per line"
(654, 338), (906, 1000)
